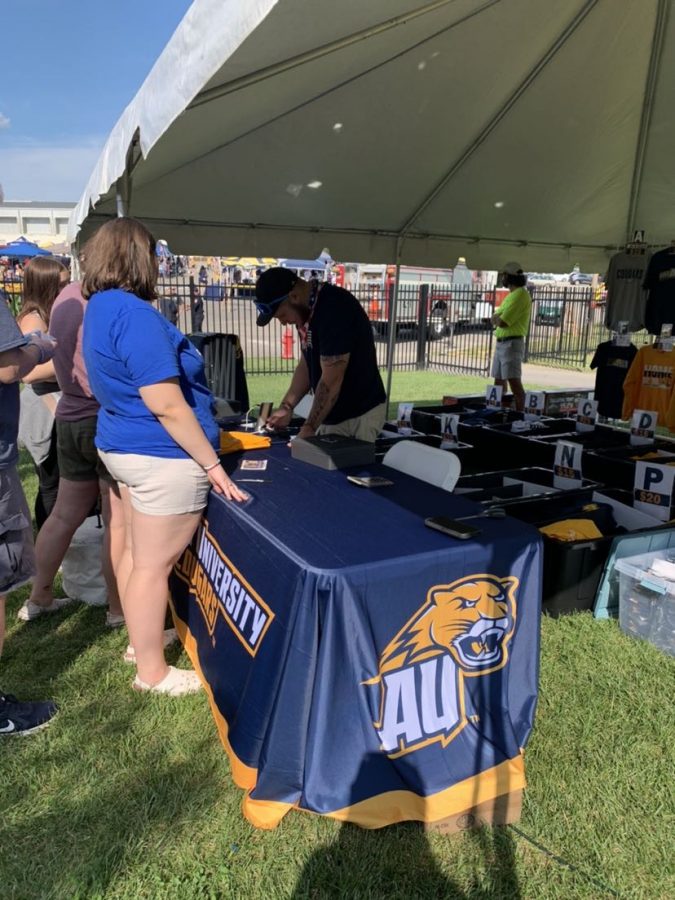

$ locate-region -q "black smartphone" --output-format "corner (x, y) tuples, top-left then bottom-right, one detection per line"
(424, 516), (481, 540)
(347, 475), (394, 488)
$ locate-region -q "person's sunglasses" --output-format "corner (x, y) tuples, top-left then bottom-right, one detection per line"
(255, 293), (290, 318)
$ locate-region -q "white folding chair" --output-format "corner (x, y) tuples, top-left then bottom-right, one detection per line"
(382, 440), (461, 492)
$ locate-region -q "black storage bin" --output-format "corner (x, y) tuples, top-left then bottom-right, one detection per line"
(454, 467), (599, 504)
(409, 403), (525, 437)
(584, 441), (675, 490)
(479, 418), (578, 468)
(492, 488), (657, 616)
(542, 389), (594, 417)
(524, 425), (631, 469)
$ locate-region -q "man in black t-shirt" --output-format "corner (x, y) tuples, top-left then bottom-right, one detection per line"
(253, 267), (386, 441)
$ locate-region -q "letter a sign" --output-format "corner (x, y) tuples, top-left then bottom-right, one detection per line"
(485, 385), (502, 408)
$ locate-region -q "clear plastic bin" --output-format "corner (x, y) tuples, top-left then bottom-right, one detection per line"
(615, 551), (675, 656)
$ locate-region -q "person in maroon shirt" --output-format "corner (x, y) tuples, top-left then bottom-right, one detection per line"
(17, 281), (125, 628)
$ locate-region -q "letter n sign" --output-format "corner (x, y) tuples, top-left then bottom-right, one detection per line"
(634, 461), (675, 522)
(554, 440), (583, 489)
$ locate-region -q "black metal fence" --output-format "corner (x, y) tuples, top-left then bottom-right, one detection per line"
(2, 272), (650, 375)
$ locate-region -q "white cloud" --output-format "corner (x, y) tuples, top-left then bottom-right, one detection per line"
(0, 114), (10, 129)
(0, 138), (105, 201)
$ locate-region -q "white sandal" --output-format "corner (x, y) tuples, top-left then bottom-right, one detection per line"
(17, 597), (72, 622)
(123, 628), (178, 663)
(132, 665), (202, 696)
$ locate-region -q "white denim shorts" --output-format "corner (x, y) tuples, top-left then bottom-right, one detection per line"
(98, 451), (211, 516)
(491, 337), (525, 380)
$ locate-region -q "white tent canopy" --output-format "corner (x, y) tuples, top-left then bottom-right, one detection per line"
(69, 0), (675, 273)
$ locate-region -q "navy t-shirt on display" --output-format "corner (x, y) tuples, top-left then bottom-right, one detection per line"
(83, 289), (218, 458)
(589, 340), (638, 419)
(301, 284), (385, 425)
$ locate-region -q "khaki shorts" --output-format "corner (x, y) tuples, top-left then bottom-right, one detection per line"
(98, 451), (211, 516)
(56, 417), (112, 483)
(0, 466), (36, 595)
(317, 402), (387, 443)
(491, 338), (525, 381)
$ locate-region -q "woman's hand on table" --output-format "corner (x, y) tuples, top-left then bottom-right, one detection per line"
(207, 464), (249, 502)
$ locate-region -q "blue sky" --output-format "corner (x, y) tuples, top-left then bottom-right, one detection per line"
(0, 0), (193, 201)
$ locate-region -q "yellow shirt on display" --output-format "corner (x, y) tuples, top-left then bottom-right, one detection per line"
(622, 344), (675, 425)
(494, 287), (532, 339)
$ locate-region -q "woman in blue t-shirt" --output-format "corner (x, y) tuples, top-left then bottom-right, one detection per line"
(82, 218), (247, 696)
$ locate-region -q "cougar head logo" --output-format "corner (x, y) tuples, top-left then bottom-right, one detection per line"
(374, 574), (517, 679)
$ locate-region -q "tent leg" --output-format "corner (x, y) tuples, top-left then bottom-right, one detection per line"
(115, 188), (126, 218)
(384, 239), (403, 411)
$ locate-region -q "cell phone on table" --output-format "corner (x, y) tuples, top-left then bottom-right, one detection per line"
(347, 475), (394, 488)
(424, 515), (481, 540)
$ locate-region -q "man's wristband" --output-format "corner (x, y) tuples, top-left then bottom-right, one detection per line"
(279, 400), (293, 412)
(203, 460), (220, 472)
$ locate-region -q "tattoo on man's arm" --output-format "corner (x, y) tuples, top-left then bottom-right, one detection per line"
(306, 380), (336, 430)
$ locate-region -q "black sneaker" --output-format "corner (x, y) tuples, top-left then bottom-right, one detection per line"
(0, 692), (58, 736)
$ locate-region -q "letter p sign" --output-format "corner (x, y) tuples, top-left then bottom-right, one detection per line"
(634, 461), (675, 522)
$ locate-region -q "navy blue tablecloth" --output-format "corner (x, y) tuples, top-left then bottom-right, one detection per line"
(170, 443), (542, 829)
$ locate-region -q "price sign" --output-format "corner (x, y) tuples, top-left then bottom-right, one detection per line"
(554, 440), (583, 489)
(634, 461), (675, 522)
(440, 413), (459, 449)
(397, 402), (413, 435)
(485, 385), (503, 408)
(575, 399), (598, 433)
(630, 410), (657, 446)
(524, 391), (545, 420)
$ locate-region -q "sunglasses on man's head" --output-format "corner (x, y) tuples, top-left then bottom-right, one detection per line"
(255, 293), (292, 318)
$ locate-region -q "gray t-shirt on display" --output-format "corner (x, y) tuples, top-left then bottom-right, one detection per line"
(604, 251), (651, 332)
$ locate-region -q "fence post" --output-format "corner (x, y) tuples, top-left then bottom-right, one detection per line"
(385, 281), (395, 371)
(416, 284), (429, 370)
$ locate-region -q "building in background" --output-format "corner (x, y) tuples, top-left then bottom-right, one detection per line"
(0, 201), (75, 253)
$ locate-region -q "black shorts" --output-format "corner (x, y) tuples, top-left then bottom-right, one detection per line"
(56, 417), (112, 483)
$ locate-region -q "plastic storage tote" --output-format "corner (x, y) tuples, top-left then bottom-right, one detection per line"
(615, 551), (675, 656)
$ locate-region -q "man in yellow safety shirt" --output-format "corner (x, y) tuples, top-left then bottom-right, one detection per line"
(491, 261), (532, 411)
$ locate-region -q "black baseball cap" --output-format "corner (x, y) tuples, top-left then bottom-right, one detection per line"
(254, 267), (298, 326)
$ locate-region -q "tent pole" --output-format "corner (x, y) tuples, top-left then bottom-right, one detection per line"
(626, 0), (669, 239)
(385, 238), (403, 410)
(115, 187), (126, 218)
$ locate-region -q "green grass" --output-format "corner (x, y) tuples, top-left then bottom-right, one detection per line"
(246, 369), (557, 418)
(2, 462), (674, 899)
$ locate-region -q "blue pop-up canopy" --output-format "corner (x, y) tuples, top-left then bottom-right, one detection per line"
(0, 237), (52, 258)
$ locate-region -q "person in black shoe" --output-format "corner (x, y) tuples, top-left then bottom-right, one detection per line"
(254, 267), (386, 442)
(0, 298), (59, 735)
(0, 692), (57, 736)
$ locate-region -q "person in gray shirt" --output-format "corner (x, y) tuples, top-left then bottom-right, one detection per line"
(0, 300), (61, 736)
